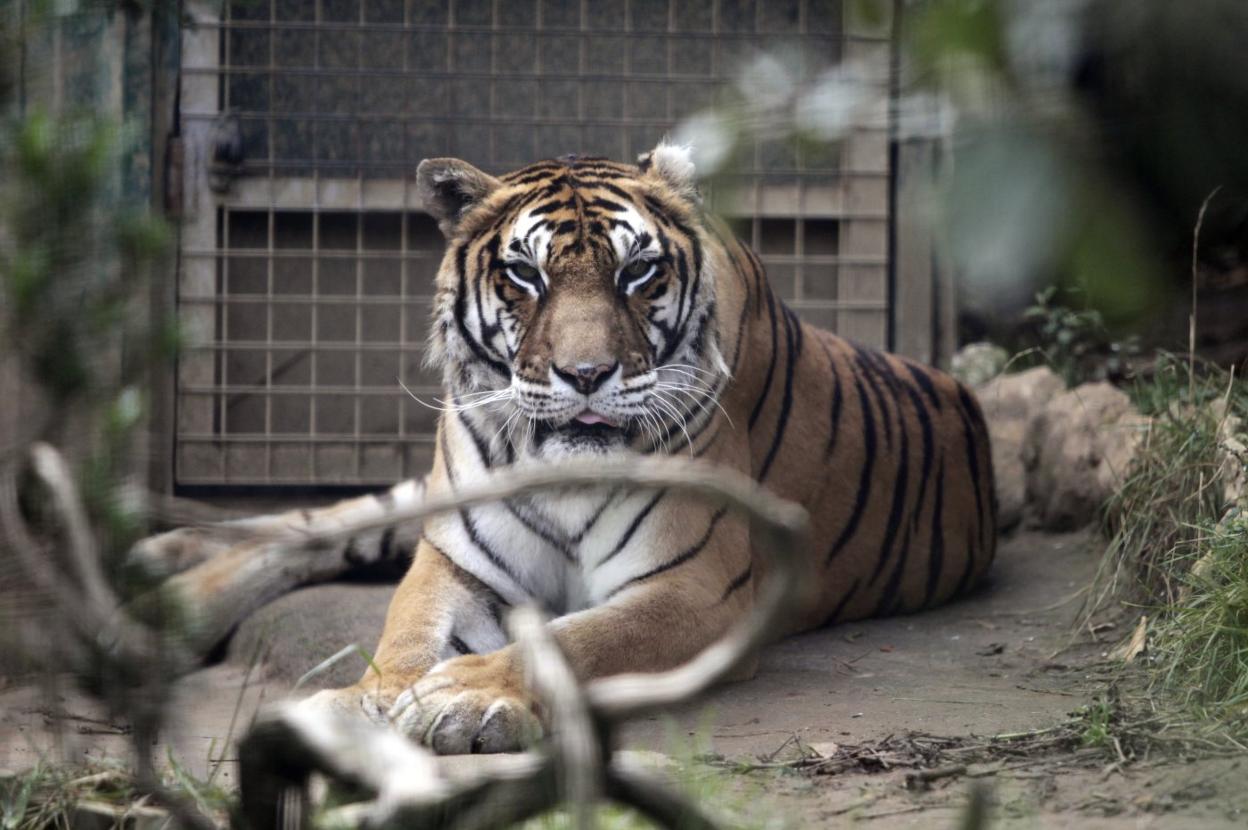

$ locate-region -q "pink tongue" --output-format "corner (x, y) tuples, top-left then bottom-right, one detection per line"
(574, 411), (616, 427)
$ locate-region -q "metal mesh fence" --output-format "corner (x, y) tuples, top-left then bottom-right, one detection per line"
(176, 0), (891, 487)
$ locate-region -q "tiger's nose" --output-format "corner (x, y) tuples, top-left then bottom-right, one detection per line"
(553, 361), (618, 395)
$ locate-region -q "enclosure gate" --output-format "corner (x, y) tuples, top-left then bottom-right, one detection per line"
(173, 0), (895, 489)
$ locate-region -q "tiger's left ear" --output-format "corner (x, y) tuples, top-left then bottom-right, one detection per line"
(416, 157), (502, 237)
(638, 141), (700, 203)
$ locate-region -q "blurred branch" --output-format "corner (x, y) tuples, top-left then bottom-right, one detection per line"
(237, 455), (810, 830)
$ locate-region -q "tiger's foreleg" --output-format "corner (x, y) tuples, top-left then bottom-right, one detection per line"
(298, 538), (544, 752)
(361, 534), (754, 754)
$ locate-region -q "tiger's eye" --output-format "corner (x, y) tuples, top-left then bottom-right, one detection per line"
(512, 263), (540, 281)
(624, 260), (651, 278)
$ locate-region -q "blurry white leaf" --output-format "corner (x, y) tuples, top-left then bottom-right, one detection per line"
(795, 60), (884, 139)
(736, 53), (797, 112)
(672, 111), (735, 177)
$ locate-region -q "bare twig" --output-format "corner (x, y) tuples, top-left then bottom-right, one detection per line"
(904, 764), (967, 790)
(236, 456), (810, 829)
(510, 606), (600, 829)
(1190, 185), (1222, 402)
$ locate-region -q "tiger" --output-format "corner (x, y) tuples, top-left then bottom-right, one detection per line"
(284, 141), (997, 753)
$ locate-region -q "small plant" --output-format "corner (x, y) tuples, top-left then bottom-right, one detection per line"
(1020, 286), (1140, 386)
(1075, 699), (1114, 748)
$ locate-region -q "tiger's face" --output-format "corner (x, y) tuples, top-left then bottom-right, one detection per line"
(419, 144), (728, 460)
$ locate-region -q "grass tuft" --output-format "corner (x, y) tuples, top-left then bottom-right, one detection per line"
(0, 759), (231, 830)
(1151, 516), (1248, 720)
(1087, 352), (1248, 730)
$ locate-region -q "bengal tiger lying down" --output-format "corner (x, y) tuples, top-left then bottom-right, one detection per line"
(202, 143), (996, 753)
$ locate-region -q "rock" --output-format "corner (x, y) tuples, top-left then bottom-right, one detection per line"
(951, 342), (1010, 388)
(1024, 381), (1149, 530)
(975, 367), (1065, 530)
(227, 582), (396, 689)
(1212, 400), (1248, 510)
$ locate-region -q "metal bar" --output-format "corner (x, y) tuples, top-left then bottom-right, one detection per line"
(199, 17), (889, 41)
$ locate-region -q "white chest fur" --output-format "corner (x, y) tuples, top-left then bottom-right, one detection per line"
(423, 416), (673, 614)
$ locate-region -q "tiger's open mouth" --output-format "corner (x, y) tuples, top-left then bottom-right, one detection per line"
(534, 410), (632, 448)
(572, 410), (619, 427)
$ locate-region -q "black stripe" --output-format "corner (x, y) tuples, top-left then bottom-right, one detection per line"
(785, 304), (804, 356)
(821, 340), (845, 458)
(729, 286), (751, 375)
(826, 375), (877, 564)
(748, 287), (780, 429)
(720, 563), (753, 602)
(868, 411), (909, 585)
(453, 243), (511, 379)
(673, 245), (694, 335)
(743, 246), (766, 315)
(757, 301), (797, 482)
(529, 197), (575, 215)
(854, 357), (892, 449)
(505, 500), (576, 563)
(597, 489), (666, 568)
(902, 381), (935, 518)
(641, 194), (674, 228)
(651, 368), (720, 452)
(459, 508), (526, 588)
(957, 384), (995, 555)
(440, 429), (526, 590)
(457, 410), (494, 469)
(822, 578), (860, 627)
(875, 519), (913, 617)
(904, 361), (943, 411)
(607, 507), (728, 599)
(923, 455), (947, 607)
(424, 536), (513, 617)
(449, 635), (474, 655)
(587, 197), (627, 213)
(693, 422), (722, 458)
(704, 222), (752, 375)
(582, 179), (635, 203)
(570, 489), (619, 545)
(954, 525), (979, 596)
(953, 384), (987, 565)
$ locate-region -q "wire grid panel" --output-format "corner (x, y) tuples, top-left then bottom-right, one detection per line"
(176, 0), (892, 487)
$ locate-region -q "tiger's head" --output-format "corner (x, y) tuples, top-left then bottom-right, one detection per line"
(418, 143), (729, 460)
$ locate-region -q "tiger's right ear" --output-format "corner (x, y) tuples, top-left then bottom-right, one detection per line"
(416, 158), (501, 237)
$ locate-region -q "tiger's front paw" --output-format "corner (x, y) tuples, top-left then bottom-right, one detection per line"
(388, 654), (543, 754)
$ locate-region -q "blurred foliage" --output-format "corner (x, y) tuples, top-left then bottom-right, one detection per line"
(0, 3), (175, 594)
(1, 108), (173, 577)
(910, 0), (1248, 339)
(1017, 286), (1140, 386)
(673, 0), (1248, 346)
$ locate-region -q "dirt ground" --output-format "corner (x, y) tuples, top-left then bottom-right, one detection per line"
(1, 528), (1245, 827)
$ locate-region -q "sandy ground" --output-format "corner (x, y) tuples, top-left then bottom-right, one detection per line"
(1, 528), (1245, 827)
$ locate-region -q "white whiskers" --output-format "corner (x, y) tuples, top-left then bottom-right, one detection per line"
(398, 378), (515, 413)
